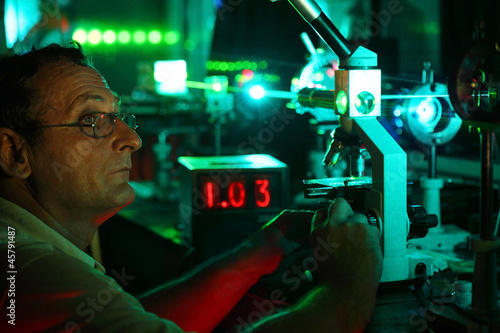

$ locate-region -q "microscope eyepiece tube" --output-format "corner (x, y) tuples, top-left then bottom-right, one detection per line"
(288, 0), (322, 21)
(288, 0), (354, 60)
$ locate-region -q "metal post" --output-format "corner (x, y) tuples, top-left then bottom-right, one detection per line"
(214, 119), (221, 156)
(471, 129), (498, 316)
(428, 144), (436, 179)
(480, 130), (494, 239)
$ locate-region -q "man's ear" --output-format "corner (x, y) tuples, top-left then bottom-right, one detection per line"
(0, 128), (32, 179)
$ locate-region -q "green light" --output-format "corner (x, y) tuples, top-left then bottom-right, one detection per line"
(213, 83), (222, 92)
(336, 90), (348, 115)
(250, 62), (258, 71)
(220, 62), (228, 71)
(259, 61), (268, 70)
(186, 80), (212, 90)
(72, 28), (87, 44)
(227, 62), (235, 71)
(88, 29), (102, 45)
(118, 31), (131, 44)
(148, 30), (162, 44)
(206, 61), (214, 70)
(102, 30), (116, 44)
(133, 30), (146, 44)
(165, 31), (179, 45)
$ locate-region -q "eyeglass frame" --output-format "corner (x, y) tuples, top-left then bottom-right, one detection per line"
(34, 112), (137, 139)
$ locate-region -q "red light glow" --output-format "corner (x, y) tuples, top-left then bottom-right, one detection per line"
(205, 182), (215, 208)
(200, 175), (273, 210)
(255, 179), (270, 207)
(228, 182), (245, 208)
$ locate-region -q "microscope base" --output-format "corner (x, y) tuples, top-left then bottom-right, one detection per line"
(410, 225), (470, 252)
(381, 250), (434, 282)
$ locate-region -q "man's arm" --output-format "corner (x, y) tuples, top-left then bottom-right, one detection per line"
(246, 198), (383, 333)
(137, 221), (289, 333)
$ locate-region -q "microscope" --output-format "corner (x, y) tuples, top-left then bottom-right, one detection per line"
(281, 0), (438, 283)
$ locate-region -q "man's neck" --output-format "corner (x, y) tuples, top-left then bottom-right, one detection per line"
(0, 179), (99, 249)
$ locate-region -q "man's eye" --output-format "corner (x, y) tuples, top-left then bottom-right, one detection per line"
(81, 115), (98, 125)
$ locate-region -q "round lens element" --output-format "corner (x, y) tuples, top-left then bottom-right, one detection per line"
(336, 90), (347, 115)
(355, 91), (376, 114)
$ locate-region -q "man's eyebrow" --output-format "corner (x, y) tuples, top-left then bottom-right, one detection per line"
(70, 93), (121, 112)
(81, 93), (121, 105)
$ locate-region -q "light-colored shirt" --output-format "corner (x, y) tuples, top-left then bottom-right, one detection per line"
(0, 197), (187, 332)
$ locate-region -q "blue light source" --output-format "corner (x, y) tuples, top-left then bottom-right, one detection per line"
(249, 85), (265, 100)
(393, 106), (402, 117)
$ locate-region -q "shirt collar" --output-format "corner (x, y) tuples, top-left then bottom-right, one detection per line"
(0, 197), (105, 273)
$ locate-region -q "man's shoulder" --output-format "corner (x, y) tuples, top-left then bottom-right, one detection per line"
(0, 237), (61, 263)
(0, 238), (111, 293)
(0, 239), (186, 333)
(0, 239), (94, 281)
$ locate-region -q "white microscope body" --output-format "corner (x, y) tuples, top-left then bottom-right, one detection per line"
(288, 0), (435, 282)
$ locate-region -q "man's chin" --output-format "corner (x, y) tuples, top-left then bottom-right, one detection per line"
(115, 183), (136, 207)
(96, 185), (136, 225)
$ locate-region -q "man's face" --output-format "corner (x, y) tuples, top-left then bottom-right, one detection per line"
(27, 60), (142, 224)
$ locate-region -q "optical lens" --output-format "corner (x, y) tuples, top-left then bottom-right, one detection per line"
(121, 113), (136, 130)
(94, 114), (115, 138)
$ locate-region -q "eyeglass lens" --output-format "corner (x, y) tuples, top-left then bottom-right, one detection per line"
(94, 114), (115, 138)
(93, 113), (136, 138)
(121, 114), (136, 130)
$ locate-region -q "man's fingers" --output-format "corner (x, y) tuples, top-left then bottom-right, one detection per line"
(348, 213), (369, 225)
(327, 198), (354, 225)
(311, 208), (327, 231)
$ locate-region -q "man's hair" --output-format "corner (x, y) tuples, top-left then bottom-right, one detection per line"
(0, 42), (93, 145)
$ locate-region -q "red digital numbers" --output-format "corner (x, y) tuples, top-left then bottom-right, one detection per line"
(228, 182), (246, 208)
(201, 176), (272, 210)
(255, 179), (270, 208)
(205, 182), (215, 208)
(203, 179), (247, 209)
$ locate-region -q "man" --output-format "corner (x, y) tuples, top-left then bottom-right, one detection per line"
(0, 43), (382, 332)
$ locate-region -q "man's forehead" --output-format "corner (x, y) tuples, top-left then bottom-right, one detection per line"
(34, 60), (120, 114)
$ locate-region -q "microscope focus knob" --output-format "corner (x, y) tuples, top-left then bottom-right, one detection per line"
(362, 210), (379, 228)
(408, 205), (438, 240)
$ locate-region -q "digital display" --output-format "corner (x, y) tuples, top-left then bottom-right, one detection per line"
(198, 173), (277, 210)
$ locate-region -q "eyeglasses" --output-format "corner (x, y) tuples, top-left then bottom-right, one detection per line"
(38, 112), (137, 139)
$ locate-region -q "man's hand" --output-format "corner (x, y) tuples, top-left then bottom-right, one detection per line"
(262, 209), (316, 244)
(248, 198), (383, 333)
(310, 198), (383, 287)
(240, 210), (315, 276)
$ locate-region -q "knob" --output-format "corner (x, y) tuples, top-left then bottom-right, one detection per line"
(408, 205), (438, 239)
